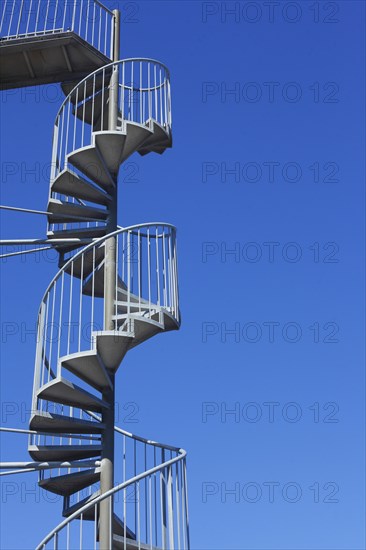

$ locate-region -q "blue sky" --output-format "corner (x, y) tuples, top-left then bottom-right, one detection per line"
(0, 1), (365, 549)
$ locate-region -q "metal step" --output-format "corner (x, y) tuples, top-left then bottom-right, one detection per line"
(47, 226), (107, 241)
(114, 316), (164, 349)
(120, 122), (153, 162)
(63, 490), (100, 520)
(52, 169), (112, 206)
(137, 120), (172, 155)
(64, 243), (105, 279)
(30, 411), (105, 434)
(39, 468), (101, 497)
(67, 145), (115, 191)
(94, 331), (134, 371)
(37, 378), (110, 412)
(28, 444), (102, 462)
(61, 350), (112, 392)
(94, 131), (127, 174)
(47, 198), (109, 224)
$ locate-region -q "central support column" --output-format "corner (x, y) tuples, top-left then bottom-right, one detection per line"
(99, 8), (120, 549)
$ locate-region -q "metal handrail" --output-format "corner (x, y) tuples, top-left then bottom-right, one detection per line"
(36, 449), (187, 549)
(0, 0), (114, 59)
(53, 57), (171, 121)
(39, 222), (176, 307)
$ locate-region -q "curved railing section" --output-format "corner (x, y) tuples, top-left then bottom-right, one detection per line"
(31, 222), (179, 415)
(51, 58), (171, 181)
(0, 0), (114, 59)
(37, 427), (189, 549)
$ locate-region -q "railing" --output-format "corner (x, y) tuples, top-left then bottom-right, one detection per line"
(0, 0), (114, 59)
(51, 58), (172, 181)
(37, 433), (189, 550)
(32, 223), (180, 413)
(0, 426), (190, 549)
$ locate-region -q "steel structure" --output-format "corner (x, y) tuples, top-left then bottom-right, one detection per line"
(0, 2), (189, 548)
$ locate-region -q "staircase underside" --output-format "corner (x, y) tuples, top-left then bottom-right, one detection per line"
(0, 32), (110, 90)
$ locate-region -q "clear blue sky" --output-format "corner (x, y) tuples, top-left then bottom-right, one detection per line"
(0, 1), (365, 549)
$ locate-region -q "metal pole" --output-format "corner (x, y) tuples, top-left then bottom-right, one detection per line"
(99, 8), (120, 550)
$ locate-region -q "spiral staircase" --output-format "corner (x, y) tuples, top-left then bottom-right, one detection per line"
(0, 2), (189, 549)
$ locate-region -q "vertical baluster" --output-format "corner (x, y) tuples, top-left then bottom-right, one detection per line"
(7, 0), (15, 37)
(162, 230), (167, 308)
(91, 245), (95, 337)
(154, 449), (157, 547)
(167, 464), (174, 549)
(147, 61), (151, 123)
(137, 481), (141, 549)
(91, 73), (96, 138)
(144, 443), (148, 542)
(56, 271), (65, 376)
(41, 295), (50, 387)
(81, 80), (86, 146)
(131, 61), (134, 121)
(103, 9), (107, 55)
(159, 67), (163, 125)
(49, 281), (57, 381)
(67, 260), (73, 355)
(147, 229), (151, 315)
(25, 0), (33, 34)
(91, 0), (95, 45)
(78, 253), (84, 351)
(149, 475), (153, 548)
(138, 229), (141, 313)
(122, 61), (125, 124)
(154, 65), (157, 121)
(160, 451), (167, 550)
(127, 230), (131, 317)
(101, 68), (105, 131)
(71, 0), (76, 32)
(62, 0), (67, 30)
(140, 61), (142, 124)
(35, 0), (41, 33)
(44, 0), (50, 32)
(175, 462), (181, 550)
(94, 504), (97, 550)
(16, 0), (24, 37)
(156, 227), (160, 307)
(0, 0), (8, 34)
(73, 85), (79, 151)
(52, 0), (59, 32)
(134, 439), (137, 536)
(78, 0), (83, 35)
(85, 0), (90, 42)
(79, 513), (83, 550)
(98, 6), (101, 50)
(164, 73), (168, 128)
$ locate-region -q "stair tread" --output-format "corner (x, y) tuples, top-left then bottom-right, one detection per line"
(37, 378), (110, 412)
(47, 226), (107, 239)
(60, 350), (112, 391)
(39, 468), (101, 496)
(68, 145), (115, 191)
(94, 331), (134, 371)
(28, 444), (102, 462)
(52, 169), (112, 206)
(64, 243), (105, 279)
(30, 411), (105, 434)
(48, 198), (109, 223)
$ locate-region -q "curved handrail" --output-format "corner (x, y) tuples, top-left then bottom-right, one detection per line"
(55, 57), (171, 121)
(36, 448), (187, 549)
(39, 222), (176, 312)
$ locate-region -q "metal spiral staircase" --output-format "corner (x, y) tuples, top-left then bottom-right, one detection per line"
(0, 2), (189, 549)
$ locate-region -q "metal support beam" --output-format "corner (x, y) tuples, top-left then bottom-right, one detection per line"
(99, 8), (120, 550)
